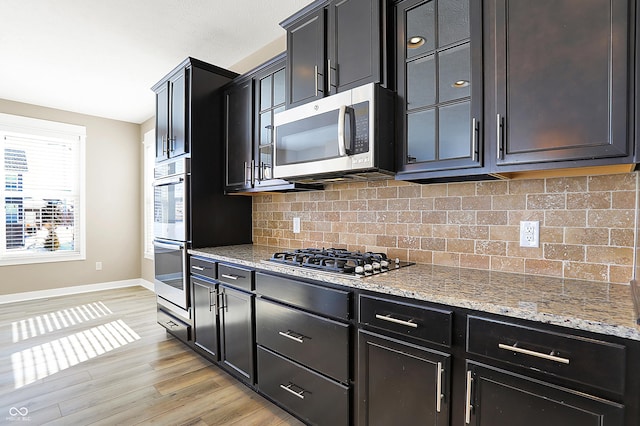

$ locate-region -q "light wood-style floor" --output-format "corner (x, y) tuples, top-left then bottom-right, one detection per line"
(0, 286), (304, 425)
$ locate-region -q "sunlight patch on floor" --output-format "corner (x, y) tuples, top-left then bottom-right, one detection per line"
(11, 319), (140, 389)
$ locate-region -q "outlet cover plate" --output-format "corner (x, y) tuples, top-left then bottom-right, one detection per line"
(519, 221), (539, 248)
(293, 217), (301, 234)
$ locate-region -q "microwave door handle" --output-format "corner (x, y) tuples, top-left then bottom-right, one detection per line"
(337, 105), (347, 157)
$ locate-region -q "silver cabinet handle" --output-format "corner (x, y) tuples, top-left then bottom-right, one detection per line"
(498, 343), (570, 364)
(221, 274), (239, 281)
(465, 370), (473, 424)
(209, 288), (216, 312)
(436, 362), (443, 413)
(375, 314), (418, 328)
(250, 159), (255, 186)
(496, 113), (503, 160)
(243, 161), (250, 186)
(328, 59), (331, 93)
(314, 65), (319, 96)
(161, 135), (167, 156)
(280, 383), (305, 400)
(191, 265), (204, 271)
(278, 331), (304, 344)
(471, 118), (478, 162)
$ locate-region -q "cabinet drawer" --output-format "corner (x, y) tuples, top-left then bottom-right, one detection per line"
(359, 294), (452, 347)
(157, 308), (191, 342)
(256, 272), (350, 320)
(257, 346), (349, 426)
(467, 316), (626, 394)
(256, 298), (349, 383)
(218, 263), (254, 291)
(190, 256), (216, 280)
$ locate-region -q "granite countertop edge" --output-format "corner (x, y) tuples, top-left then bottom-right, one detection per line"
(190, 245), (640, 342)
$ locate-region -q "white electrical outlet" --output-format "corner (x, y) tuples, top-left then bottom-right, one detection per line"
(519, 221), (539, 248)
(96, 261), (103, 271)
(293, 217), (301, 234)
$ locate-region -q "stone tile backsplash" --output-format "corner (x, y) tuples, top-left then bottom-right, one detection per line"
(252, 173), (638, 284)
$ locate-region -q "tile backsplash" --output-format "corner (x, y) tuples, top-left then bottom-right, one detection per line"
(252, 173), (638, 284)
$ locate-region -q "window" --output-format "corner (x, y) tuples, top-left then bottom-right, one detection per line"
(143, 129), (155, 259)
(0, 113), (85, 265)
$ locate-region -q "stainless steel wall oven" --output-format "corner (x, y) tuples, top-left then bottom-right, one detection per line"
(153, 157), (190, 311)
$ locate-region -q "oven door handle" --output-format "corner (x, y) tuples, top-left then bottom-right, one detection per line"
(153, 240), (185, 251)
(152, 176), (185, 187)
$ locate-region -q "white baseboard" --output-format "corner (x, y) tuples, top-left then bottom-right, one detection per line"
(0, 278), (155, 305)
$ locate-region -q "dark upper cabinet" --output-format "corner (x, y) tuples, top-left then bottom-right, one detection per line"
(153, 65), (187, 160)
(224, 54), (323, 193)
(224, 78), (253, 191)
(465, 362), (624, 426)
(488, 0), (633, 171)
(152, 57), (239, 163)
(395, 0), (486, 181)
(282, 0), (390, 108)
(285, 4), (326, 107)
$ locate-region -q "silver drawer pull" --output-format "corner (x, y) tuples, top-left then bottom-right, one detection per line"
(436, 361), (443, 413)
(191, 266), (205, 271)
(498, 343), (570, 364)
(375, 314), (418, 328)
(278, 331), (304, 344)
(221, 274), (239, 280)
(280, 383), (305, 400)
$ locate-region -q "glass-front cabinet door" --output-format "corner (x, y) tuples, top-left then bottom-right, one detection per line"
(254, 60), (288, 188)
(396, 0), (483, 180)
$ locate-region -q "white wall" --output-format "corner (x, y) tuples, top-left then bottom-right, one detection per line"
(0, 98), (141, 295)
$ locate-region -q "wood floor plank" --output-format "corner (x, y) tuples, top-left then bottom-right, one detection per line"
(0, 286), (304, 425)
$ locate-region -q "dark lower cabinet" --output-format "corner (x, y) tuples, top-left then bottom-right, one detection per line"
(192, 277), (218, 358)
(219, 285), (254, 384)
(357, 329), (450, 426)
(465, 362), (624, 426)
(257, 346), (349, 426)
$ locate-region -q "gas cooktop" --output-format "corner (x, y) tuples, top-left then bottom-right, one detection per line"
(268, 248), (414, 277)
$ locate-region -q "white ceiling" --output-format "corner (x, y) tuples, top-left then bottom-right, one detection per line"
(0, 0), (315, 124)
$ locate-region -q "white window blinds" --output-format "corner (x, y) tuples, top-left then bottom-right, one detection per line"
(0, 113), (85, 265)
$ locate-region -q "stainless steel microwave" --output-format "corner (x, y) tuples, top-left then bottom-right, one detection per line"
(273, 83), (395, 182)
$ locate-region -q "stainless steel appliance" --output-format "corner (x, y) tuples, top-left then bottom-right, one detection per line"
(268, 248), (413, 277)
(273, 83), (395, 183)
(153, 157), (189, 310)
(153, 239), (188, 310)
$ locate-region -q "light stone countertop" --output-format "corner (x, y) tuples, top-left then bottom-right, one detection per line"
(190, 244), (640, 341)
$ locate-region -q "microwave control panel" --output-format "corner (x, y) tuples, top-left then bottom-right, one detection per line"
(352, 101), (370, 154)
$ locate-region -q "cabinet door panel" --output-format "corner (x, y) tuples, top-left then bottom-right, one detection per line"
(219, 286), (254, 383)
(225, 80), (252, 190)
(494, 0), (630, 165)
(287, 10), (325, 107)
(193, 279), (218, 358)
(329, 0), (381, 92)
(357, 330), (450, 426)
(155, 83), (169, 161)
(467, 362), (624, 426)
(170, 71), (187, 157)
(397, 0), (483, 177)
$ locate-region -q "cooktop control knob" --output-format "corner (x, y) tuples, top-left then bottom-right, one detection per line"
(364, 264), (373, 273)
(380, 260), (389, 269)
(355, 265), (365, 275)
(372, 261), (381, 271)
